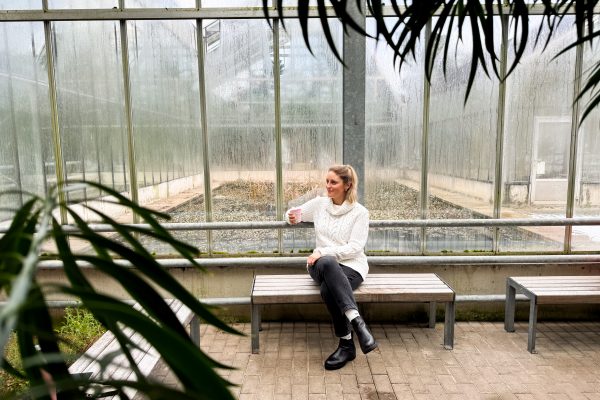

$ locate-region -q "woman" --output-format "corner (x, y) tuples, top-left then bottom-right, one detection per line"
(285, 164), (377, 370)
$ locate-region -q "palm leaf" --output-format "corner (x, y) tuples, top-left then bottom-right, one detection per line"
(266, 0), (599, 115)
(57, 287), (235, 399)
(1, 180), (240, 399)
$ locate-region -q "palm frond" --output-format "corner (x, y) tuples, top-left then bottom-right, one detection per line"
(0, 181), (239, 399)
(265, 0), (600, 118)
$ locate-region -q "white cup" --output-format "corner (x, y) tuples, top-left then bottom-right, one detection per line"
(289, 208), (302, 223)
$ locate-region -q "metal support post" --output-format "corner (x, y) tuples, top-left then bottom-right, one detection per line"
(527, 297), (538, 353)
(190, 315), (201, 347)
(251, 303), (261, 354)
(504, 280), (516, 332)
(342, 0), (366, 202)
(444, 300), (455, 350)
(428, 301), (436, 328)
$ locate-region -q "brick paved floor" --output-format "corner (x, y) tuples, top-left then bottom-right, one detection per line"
(148, 321), (600, 399)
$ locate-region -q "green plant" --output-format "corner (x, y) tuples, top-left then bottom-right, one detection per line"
(1, 333), (27, 397)
(0, 181), (240, 399)
(264, 0), (600, 121)
(2, 309), (105, 398)
(56, 308), (104, 355)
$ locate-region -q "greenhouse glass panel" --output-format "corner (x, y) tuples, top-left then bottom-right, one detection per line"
(205, 19), (277, 254)
(0, 22), (51, 223)
(500, 16), (577, 252)
(426, 17), (500, 253)
(202, 0), (263, 6)
(0, 0), (39, 9)
(53, 21), (129, 217)
(280, 19), (342, 254)
(48, 0), (116, 8)
(128, 19), (204, 207)
(572, 45), (600, 251)
(126, 0), (194, 7)
(364, 17), (423, 254)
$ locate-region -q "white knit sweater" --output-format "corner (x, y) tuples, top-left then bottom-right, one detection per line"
(285, 196), (370, 278)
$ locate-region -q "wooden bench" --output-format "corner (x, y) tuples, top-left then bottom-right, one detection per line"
(251, 273), (456, 354)
(504, 276), (600, 353)
(69, 299), (199, 399)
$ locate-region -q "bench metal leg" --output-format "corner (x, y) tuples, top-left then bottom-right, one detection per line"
(504, 281), (516, 332)
(428, 302), (436, 328)
(190, 315), (200, 347)
(527, 298), (538, 354)
(251, 304), (261, 354)
(444, 301), (455, 350)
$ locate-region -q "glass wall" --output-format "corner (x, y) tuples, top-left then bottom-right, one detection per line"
(280, 19), (343, 254)
(128, 20), (203, 196)
(0, 21), (51, 221)
(53, 21), (129, 204)
(49, 0), (116, 8)
(1, 6), (599, 256)
(365, 18), (423, 253)
(573, 44), (600, 251)
(500, 16), (577, 252)
(426, 18), (501, 252)
(0, 0), (39, 9)
(205, 19), (277, 253)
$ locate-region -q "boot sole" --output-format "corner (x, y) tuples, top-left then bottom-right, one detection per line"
(360, 341), (378, 355)
(324, 355), (356, 370)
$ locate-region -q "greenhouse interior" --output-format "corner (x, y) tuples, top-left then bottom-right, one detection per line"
(2, 1), (600, 399)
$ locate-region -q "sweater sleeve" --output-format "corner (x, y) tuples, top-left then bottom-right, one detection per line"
(315, 209), (369, 261)
(284, 197), (323, 224)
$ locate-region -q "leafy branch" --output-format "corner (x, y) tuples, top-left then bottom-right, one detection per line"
(0, 181), (240, 399)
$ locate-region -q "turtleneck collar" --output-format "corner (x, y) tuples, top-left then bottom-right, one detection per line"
(326, 198), (355, 216)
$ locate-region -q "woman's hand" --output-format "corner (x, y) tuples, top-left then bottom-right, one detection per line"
(306, 250), (321, 267)
(287, 208), (301, 225)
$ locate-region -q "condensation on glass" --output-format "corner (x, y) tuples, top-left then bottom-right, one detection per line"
(499, 15), (577, 252)
(52, 21), (130, 214)
(426, 17), (501, 253)
(204, 18), (277, 254)
(0, 0), (40, 9)
(364, 17), (424, 254)
(126, 19), (207, 251)
(572, 43), (600, 251)
(201, 0), (263, 6)
(0, 21), (51, 222)
(48, 0), (117, 8)
(280, 19), (343, 254)
(125, 0), (194, 7)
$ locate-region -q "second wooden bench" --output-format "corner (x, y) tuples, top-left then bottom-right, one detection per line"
(505, 275), (600, 353)
(251, 273), (456, 354)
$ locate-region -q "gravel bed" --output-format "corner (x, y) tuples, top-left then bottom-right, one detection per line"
(142, 180), (557, 255)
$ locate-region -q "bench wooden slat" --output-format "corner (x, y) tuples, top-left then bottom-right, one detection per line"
(255, 273), (440, 279)
(535, 292), (600, 304)
(512, 277), (600, 283)
(254, 289), (454, 304)
(530, 287), (600, 292)
(514, 282), (600, 287)
(254, 283), (451, 290)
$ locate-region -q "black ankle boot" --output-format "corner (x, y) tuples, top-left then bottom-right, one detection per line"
(324, 336), (356, 370)
(351, 316), (378, 354)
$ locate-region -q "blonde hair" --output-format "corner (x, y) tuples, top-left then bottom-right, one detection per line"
(328, 164), (359, 204)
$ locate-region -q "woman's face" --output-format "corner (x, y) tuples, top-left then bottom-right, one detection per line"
(325, 171), (349, 205)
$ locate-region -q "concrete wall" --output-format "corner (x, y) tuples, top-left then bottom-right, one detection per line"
(34, 261), (600, 323)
